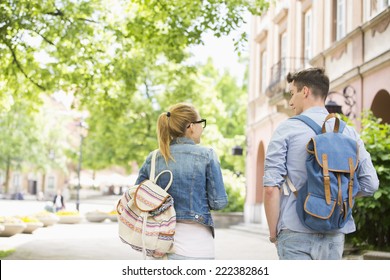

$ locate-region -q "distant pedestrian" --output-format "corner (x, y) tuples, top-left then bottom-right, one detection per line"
(135, 103), (228, 260)
(263, 67), (379, 260)
(53, 190), (66, 212)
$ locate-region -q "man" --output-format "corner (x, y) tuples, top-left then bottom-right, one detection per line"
(263, 67), (379, 260)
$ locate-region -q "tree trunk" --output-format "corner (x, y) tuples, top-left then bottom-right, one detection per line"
(4, 157), (11, 194)
(41, 173), (46, 194)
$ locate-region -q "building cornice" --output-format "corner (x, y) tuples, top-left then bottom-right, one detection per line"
(359, 49), (390, 77)
(330, 49), (390, 88)
(361, 7), (390, 33)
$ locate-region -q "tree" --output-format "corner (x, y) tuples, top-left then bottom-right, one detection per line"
(1, 0), (268, 105)
(1, 0), (269, 174)
(0, 96), (42, 193)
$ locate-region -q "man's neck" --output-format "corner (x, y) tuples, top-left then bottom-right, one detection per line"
(303, 100), (325, 112)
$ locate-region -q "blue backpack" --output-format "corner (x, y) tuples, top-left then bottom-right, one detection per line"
(289, 113), (359, 232)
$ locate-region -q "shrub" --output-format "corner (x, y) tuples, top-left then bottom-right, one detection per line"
(218, 169), (245, 212)
(0, 249), (15, 259)
(346, 111), (390, 250)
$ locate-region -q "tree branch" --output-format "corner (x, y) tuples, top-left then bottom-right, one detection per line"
(32, 30), (55, 45)
(45, 8), (99, 24)
(45, 9), (64, 17)
(75, 17), (100, 24)
(143, 79), (151, 100)
(4, 41), (46, 90)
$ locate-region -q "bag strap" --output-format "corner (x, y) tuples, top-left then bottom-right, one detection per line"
(150, 150), (173, 191)
(150, 150), (158, 182)
(327, 114), (347, 133)
(291, 113), (347, 135)
(282, 176), (298, 197)
(141, 212), (148, 260)
(290, 115), (322, 135)
(321, 113), (347, 134)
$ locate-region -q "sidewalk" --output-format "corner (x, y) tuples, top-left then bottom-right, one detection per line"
(0, 198), (278, 260)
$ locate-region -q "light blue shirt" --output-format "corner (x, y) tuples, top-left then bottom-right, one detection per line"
(264, 107), (379, 234)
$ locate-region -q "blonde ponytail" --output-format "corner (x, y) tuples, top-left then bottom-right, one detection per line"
(156, 103), (198, 164)
(157, 113), (172, 163)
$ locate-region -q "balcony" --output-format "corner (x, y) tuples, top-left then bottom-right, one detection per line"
(265, 57), (307, 104)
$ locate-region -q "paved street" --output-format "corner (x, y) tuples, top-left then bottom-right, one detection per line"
(0, 197), (278, 260)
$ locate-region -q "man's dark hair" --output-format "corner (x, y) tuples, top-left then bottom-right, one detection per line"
(286, 67), (329, 100)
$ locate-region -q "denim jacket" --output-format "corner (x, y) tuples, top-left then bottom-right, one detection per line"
(135, 137), (228, 235)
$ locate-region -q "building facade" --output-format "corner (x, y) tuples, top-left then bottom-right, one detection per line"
(246, 0), (390, 225)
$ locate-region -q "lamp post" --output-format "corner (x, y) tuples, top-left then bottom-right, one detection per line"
(76, 120), (88, 211)
(326, 85), (356, 118)
(325, 100), (343, 114)
(232, 145), (243, 156)
(232, 145), (244, 177)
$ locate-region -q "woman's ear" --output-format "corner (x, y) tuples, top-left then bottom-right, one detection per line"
(185, 124), (193, 137)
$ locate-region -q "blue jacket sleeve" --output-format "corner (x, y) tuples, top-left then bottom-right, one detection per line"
(206, 148), (228, 210)
(135, 153), (152, 185)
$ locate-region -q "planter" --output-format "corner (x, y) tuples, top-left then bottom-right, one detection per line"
(58, 215), (83, 224)
(23, 222), (44, 234)
(85, 212), (108, 223)
(107, 210), (118, 222)
(34, 213), (60, 227)
(56, 210), (83, 224)
(0, 223), (27, 237)
(107, 214), (118, 222)
(211, 212), (244, 228)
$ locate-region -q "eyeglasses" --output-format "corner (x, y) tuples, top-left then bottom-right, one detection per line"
(187, 119), (206, 129)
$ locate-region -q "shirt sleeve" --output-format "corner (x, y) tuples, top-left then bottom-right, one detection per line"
(352, 129), (380, 196)
(263, 121), (289, 188)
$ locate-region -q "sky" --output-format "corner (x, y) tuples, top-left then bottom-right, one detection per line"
(188, 15), (251, 85)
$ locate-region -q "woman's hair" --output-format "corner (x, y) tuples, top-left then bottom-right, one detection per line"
(157, 103), (198, 163)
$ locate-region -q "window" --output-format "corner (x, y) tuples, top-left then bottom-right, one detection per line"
(280, 32), (287, 79)
(336, 0), (346, 40)
(370, 0), (390, 17)
(261, 51), (267, 93)
(12, 173), (21, 192)
(304, 9), (312, 60)
(47, 175), (55, 190)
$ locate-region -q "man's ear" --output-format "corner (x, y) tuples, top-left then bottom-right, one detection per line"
(303, 86), (310, 98)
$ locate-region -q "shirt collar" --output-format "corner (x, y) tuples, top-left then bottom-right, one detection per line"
(171, 137), (195, 145)
(302, 106), (328, 115)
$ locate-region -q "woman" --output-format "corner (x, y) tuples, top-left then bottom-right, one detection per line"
(53, 190), (65, 212)
(135, 103), (228, 260)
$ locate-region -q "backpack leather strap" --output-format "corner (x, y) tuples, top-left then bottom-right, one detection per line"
(348, 158), (355, 208)
(322, 154), (331, 205)
(322, 113), (341, 133)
